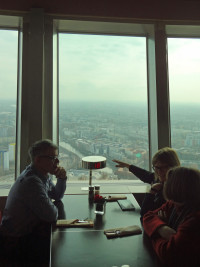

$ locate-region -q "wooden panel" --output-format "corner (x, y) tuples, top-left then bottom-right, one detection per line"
(1, 1), (200, 21)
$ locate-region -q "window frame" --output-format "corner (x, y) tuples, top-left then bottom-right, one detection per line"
(2, 10), (200, 181)
(166, 24), (200, 168)
(54, 19), (159, 172)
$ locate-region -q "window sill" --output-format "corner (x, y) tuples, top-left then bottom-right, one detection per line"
(65, 181), (150, 195)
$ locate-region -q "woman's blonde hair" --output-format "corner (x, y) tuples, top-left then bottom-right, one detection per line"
(152, 147), (180, 167)
(164, 166), (200, 208)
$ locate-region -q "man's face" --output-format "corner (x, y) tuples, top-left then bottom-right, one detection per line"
(35, 148), (59, 176)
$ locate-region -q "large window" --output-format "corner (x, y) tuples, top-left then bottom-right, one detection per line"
(59, 33), (148, 184)
(0, 29), (18, 185)
(168, 37), (200, 168)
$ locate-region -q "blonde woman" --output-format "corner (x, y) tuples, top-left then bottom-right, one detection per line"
(113, 147), (180, 218)
(143, 167), (200, 267)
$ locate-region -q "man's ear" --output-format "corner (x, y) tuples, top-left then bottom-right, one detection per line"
(34, 156), (41, 165)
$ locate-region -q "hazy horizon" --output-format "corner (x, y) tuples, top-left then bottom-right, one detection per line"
(1, 99), (200, 106)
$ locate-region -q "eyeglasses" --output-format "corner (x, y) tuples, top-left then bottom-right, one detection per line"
(152, 165), (169, 171)
(39, 155), (59, 162)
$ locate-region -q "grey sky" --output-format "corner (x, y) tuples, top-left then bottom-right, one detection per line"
(59, 34), (200, 104)
(0, 30), (18, 100)
(59, 34), (147, 103)
(168, 38), (200, 104)
(1, 30), (200, 104)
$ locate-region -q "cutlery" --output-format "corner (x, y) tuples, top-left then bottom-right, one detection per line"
(106, 230), (121, 235)
(77, 217), (89, 223)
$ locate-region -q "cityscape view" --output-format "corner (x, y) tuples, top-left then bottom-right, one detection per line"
(1, 99), (200, 185)
(59, 101), (149, 183)
(0, 100), (16, 184)
(1, 31), (200, 186)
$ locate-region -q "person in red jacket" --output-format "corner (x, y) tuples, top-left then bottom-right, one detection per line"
(143, 166), (200, 267)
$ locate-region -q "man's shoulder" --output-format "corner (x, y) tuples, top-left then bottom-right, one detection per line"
(17, 166), (44, 185)
(11, 174), (46, 198)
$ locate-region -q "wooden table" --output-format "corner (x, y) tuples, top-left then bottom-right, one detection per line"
(50, 194), (163, 267)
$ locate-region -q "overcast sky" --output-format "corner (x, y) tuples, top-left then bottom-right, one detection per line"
(59, 34), (200, 104)
(59, 34), (147, 103)
(1, 30), (200, 104)
(168, 38), (200, 103)
(0, 30), (18, 101)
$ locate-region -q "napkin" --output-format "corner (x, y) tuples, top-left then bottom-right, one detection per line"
(56, 219), (94, 227)
(106, 195), (127, 202)
(104, 225), (142, 238)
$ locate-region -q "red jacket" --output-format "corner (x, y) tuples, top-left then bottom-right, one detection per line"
(143, 201), (200, 267)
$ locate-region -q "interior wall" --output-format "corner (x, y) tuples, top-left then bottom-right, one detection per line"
(1, 0), (200, 21)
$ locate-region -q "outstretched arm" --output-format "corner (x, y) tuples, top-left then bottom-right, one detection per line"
(113, 159), (154, 184)
(112, 159), (130, 169)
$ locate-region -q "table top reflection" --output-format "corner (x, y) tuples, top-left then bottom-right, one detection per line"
(50, 194), (163, 267)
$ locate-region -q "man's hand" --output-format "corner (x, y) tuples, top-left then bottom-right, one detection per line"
(112, 159), (130, 169)
(157, 225), (176, 240)
(54, 166), (67, 179)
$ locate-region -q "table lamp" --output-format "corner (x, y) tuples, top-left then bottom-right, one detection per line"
(82, 156), (106, 186)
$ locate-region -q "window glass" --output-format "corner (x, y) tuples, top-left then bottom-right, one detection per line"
(59, 33), (148, 185)
(0, 29), (18, 185)
(168, 38), (200, 168)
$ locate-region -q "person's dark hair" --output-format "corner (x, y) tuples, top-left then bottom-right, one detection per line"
(164, 166), (200, 208)
(28, 139), (58, 162)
